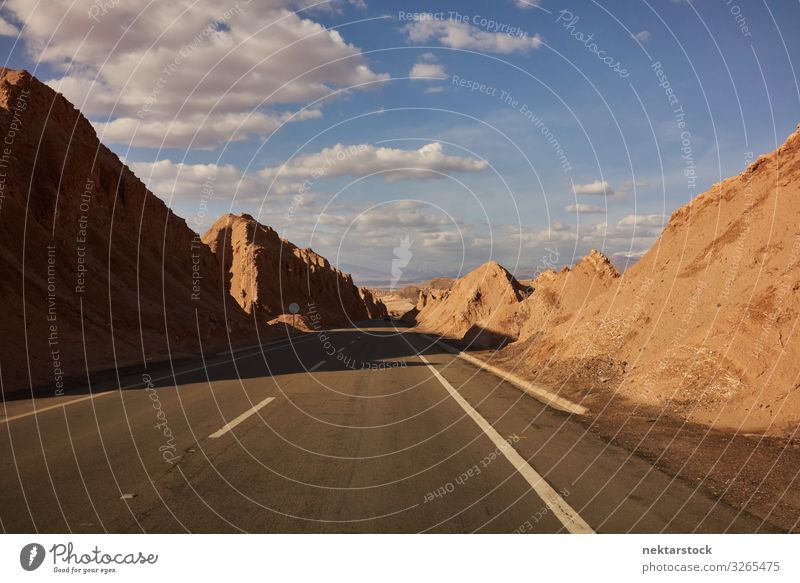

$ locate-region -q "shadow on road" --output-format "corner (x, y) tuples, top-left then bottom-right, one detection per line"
(1, 320), (454, 403)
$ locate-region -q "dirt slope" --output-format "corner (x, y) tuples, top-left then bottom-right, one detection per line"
(0, 68), (261, 392)
(500, 126), (800, 436)
(414, 261), (527, 347)
(202, 213), (386, 327)
(514, 250), (620, 342)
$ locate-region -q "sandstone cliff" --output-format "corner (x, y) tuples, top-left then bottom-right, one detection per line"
(202, 213), (386, 327)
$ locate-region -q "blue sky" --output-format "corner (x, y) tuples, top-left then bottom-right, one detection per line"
(2, 0), (799, 284)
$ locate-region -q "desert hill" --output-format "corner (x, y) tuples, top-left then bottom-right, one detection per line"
(414, 126), (800, 436)
(515, 125), (800, 435)
(414, 261), (528, 347)
(202, 213), (386, 327)
(0, 68), (264, 391)
(515, 249), (620, 342)
(413, 251), (619, 347)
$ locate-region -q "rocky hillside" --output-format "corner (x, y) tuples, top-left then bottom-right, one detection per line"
(520, 125), (800, 435)
(472, 127), (800, 436)
(516, 249), (620, 342)
(202, 213), (386, 327)
(414, 261), (528, 347)
(0, 68), (262, 392)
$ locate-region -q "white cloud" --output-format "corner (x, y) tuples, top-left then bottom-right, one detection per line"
(328, 200), (454, 233)
(258, 142), (488, 182)
(131, 159), (261, 202)
(130, 157), (313, 209)
(409, 62), (447, 80)
(634, 30), (651, 43)
(617, 214), (665, 227)
(296, 0), (367, 13)
(95, 109), (322, 149)
(402, 15), (542, 54)
(572, 180), (614, 196)
(514, 0), (540, 9)
(581, 214), (665, 248)
(614, 249), (648, 259)
(3, 0), (388, 148)
(0, 16), (19, 36)
(565, 203), (605, 214)
(409, 53), (447, 93)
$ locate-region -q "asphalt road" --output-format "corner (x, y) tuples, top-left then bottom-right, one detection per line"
(0, 322), (779, 533)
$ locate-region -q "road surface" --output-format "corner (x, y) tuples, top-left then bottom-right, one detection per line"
(0, 322), (778, 533)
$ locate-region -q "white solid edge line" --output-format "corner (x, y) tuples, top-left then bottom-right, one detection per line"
(420, 334), (588, 416)
(418, 354), (594, 534)
(308, 360), (326, 371)
(0, 391), (116, 425)
(208, 396), (276, 439)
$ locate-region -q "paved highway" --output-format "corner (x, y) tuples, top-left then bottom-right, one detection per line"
(0, 322), (777, 533)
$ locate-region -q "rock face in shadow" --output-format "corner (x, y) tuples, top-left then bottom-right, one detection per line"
(0, 68), (260, 392)
(202, 213), (386, 327)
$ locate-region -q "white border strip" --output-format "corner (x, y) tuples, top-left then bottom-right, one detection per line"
(420, 334), (588, 416)
(418, 354), (593, 534)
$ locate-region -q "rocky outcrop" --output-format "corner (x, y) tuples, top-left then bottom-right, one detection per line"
(359, 287), (388, 319)
(202, 213), (386, 327)
(414, 261), (527, 347)
(516, 249), (620, 341)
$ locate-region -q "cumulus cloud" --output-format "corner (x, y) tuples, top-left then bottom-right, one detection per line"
(296, 0), (367, 14)
(409, 53), (447, 94)
(565, 203), (605, 214)
(131, 141), (488, 213)
(614, 249), (648, 259)
(130, 157), (315, 212)
(131, 159), (264, 203)
(0, 16), (19, 36)
(343, 200), (454, 232)
(634, 30), (651, 43)
(617, 214), (665, 227)
(514, 0), (540, 9)
(3, 0), (388, 147)
(96, 109), (322, 149)
(582, 214), (665, 248)
(402, 15), (542, 54)
(572, 180), (614, 196)
(409, 61), (447, 81)
(258, 142), (488, 182)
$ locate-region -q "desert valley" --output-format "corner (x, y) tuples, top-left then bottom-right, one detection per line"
(0, 2), (799, 559)
(1, 65), (799, 532)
